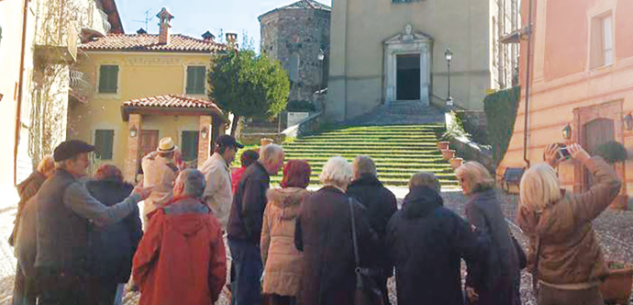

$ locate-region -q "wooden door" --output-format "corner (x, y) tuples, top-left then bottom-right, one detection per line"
(583, 118), (614, 188)
(140, 130), (159, 159)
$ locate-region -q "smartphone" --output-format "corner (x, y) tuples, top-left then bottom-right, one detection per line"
(558, 145), (571, 159)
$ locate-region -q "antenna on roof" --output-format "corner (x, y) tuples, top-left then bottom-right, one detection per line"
(133, 9), (154, 33)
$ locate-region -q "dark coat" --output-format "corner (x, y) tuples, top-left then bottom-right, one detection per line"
(10, 171), (47, 246)
(85, 180), (143, 285)
(386, 187), (489, 305)
(14, 197), (38, 279)
(294, 186), (379, 305)
(228, 162), (270, 244)
(347, 174), (397, 275)
(465, 188), (521, 305)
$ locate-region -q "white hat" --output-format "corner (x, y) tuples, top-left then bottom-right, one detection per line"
(157, 137), (177, 152)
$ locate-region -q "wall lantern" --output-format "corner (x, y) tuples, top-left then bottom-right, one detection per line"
(201, 127), (208, 139)
(318, 48), (325, 61)
(562, 124), (572, 140)
(130, 125), (138, 138)
(624, 113), (633, 131)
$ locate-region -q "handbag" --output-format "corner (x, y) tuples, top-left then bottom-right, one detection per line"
(511, 234), (527, 270)
(348, 198), (384, 305)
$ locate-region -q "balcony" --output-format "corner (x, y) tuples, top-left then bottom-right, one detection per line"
(80, 1), (111, 38)
(34, 22), (78, 63)
(69, 70), (93, 103)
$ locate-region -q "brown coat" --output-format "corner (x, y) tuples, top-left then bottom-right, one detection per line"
(260, 187), (310, 296)
(517, 157), (621, 286)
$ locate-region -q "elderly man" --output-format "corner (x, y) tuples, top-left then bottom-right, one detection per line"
(346, 155), (397, 305)
(227, 144), (284, 305)
(199, 135), (244, 229)
(141, 137), (180, 226)
(133, 169), (227, 305)
(34, 140), (151, 305)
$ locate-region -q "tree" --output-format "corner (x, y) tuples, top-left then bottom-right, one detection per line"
(209, 49), (290, 136)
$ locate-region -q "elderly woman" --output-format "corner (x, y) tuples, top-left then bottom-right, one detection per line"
(456, 161), (521, 305)
(294, 156), (378, 305)
(518, 143), (620, 305)
(85, 165), (143, 305)
(261, 160), (312, 305)
(12, 155), (55, 305)
(387, 172), (488, 305)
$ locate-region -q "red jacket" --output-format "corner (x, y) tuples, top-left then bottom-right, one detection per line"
(133, 198), (227, 305)
(231, 167), (247, 195)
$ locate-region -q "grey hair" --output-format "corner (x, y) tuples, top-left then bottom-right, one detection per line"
(260, 144), (284, 166)
(180, 169), (206, 199)
(409, 172), (442, 192)
(352, 155), (377, 178)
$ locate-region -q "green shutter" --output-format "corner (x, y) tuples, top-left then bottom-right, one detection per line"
(99, 65), (118, 93)
(182, 131), (200, 161)
(186, 66), (206, 94)
(95, 130), (114, 160)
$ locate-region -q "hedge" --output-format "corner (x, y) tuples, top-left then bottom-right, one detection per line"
(484, 87), (521, 166)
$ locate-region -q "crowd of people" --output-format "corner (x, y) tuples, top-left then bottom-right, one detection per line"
(8, 134), (621, 305)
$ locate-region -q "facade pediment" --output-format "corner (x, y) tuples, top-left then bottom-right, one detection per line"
(384, 24), (433, 45)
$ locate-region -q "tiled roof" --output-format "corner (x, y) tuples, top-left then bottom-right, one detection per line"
(123, 94), (222, 110)
(282, 0), (331, 10)
(80, 34), (227, 53)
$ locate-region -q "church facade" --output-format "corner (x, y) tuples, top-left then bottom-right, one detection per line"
(325, 0), (519, 121)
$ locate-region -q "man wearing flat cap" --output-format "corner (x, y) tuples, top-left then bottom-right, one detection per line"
(141, 137), (180, 226)
(199, 135), (244, 229)
(34, 140), (151, 305)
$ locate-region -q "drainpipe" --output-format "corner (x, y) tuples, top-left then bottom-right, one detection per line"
(523, 0), (535, 168)
(14, 0), (30, 185)
(343, 0), (349, 121)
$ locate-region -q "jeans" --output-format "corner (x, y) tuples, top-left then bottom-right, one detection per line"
(229, 239), (263, 305)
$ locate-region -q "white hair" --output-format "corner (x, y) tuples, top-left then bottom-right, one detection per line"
(260, 144), (284, 167)
(180, 169), (206, 199)
(319, 156), (353, 187)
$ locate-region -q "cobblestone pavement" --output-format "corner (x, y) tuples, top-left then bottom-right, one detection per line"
(0, 190), (631, 304)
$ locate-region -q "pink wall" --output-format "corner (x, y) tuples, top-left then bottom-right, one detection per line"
(615, 1), (633, 60)
(544, 0), (589, 81)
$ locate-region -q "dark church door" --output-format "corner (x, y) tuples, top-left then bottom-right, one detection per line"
(583, 118), (615, 188)
(396, 54), (421, 100)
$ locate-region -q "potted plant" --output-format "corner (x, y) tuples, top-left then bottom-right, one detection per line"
(449, 157), (464, 169)
(437, 141), (450, 150)
(599, 261), (633, 305)
(593, 141), (629, 210)
(441, 149), (456, 160)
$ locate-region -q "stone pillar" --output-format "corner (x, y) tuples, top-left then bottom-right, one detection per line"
(197, 115), (212, 168)
(124, 114), (142, 183)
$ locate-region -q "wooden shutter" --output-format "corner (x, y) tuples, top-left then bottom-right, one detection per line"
(181, 131), (200, 161)
(99, 65), (119, 93)
(186, 66), (206, 94)
(94, 129), (114, 160)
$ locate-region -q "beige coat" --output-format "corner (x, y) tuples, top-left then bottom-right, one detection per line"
(142, 152), (178, 222)
(517, 157), (621, 287)
(261, 187), (311, 296)
(199, 153), (233, 229)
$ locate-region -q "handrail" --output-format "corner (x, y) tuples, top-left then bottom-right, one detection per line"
(282, 112), (322, 138)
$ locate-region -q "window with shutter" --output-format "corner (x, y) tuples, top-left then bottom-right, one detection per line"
(186, 66), (206, 94)
(99, 65), (119, 93)
(182, 131), (200, 161)
(94, 129), (114, 160)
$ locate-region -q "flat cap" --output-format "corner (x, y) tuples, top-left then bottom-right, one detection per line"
(53, 140), (95, 162)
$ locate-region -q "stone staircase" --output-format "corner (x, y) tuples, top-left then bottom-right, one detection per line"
(277, 124), (460, 189)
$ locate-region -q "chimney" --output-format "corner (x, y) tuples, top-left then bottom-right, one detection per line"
(202, 31), (215, 43)
(156, 8), (174, 45)
(226, 33), (238, 47)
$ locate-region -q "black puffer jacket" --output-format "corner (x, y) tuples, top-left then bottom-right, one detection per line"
(386, 187), (489, 305)
(85, 180), (142, 284)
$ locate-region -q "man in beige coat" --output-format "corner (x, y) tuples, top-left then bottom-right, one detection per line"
(199, 135), (243, 229)
(141, 137), (179, 226)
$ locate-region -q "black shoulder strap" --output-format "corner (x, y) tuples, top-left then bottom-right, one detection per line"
(532, 211), (543, 291)
(349, 198), (360, 268)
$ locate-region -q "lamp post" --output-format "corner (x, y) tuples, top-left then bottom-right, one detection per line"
(445, 48), (454, 107)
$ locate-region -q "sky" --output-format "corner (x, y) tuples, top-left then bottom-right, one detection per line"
(116, 0), (332, 52)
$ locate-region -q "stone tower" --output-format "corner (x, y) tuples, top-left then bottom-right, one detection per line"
(259, 0), (331, 109)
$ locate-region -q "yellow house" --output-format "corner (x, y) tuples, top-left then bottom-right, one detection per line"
(68, 8), (230, 181)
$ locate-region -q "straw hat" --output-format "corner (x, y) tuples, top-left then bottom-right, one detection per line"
(157, 137), (177, 152)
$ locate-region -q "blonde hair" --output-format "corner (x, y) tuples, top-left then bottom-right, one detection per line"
(520, 163), (562, 212)
(455, 161), (495, 193)
(409, 172), (441, 192)
(319, 156), (352, 187)
(37, 155), (56, 176)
